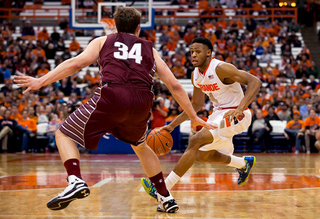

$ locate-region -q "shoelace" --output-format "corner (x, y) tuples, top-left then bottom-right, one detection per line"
(58, 179), (78, 196)
(237, 162), (248, 176)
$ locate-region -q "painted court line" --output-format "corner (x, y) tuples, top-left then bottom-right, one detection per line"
(92, 178), (113, 187)
(139, 186), (320, 193)
(0, 215), (246, 219)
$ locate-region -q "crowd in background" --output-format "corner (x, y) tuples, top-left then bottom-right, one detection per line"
(0, 0), (319, 154)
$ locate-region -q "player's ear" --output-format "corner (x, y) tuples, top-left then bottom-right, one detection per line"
(135, 24), (141, 36)
(207, 49), (212, 57)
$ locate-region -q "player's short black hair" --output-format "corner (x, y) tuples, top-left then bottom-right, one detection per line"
(191, 36), (213, 53)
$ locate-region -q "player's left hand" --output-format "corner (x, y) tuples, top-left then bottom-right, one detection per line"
(14, 75), (42, 94)
(190, 117), (217, 131)
(223, 109), (243, 122)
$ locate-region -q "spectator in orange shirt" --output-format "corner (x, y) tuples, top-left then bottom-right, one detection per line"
(37, 27), (49, 41)
(203, 19), (214, 30)
(216, 35), (226, 55)
(10, 105), (22, 121)
(156, 21), (168, 32)
(198, 0), (209, 9)
(271, 20), (282, 36)
(69, 37), (81, 52)
(1, 25), (12, 40)
(18, 110), (37, 153)
(172, 30), (180, 43)
(28, 106), (38, 124)
(150, 97), (169, 129)
(249, 62), (263, 80)
(291, 59), (299, 74)
(37, 64), (49, 77)
(284, 110), (305, 154)
(289, 78), (298, 92)
(183, 28), (195, 46)
(171, 61), (186, 79)
(205, 29), (217, 45)
(169, 20), (180, 32)
(32, 45), (46, 58)
(90, 71), (100, 86)
(300, 54), (311, 68)
(166, 27), (175, 39)
(229, 17), (244, 29)
(167, 37), (177, 51)
(165, 109), (179, 123)
(226, 39), (236, 52)
(147, 30), (156, 44)
(215, 17), (228, 29)
(225, 51), (234, 63)
(304, 109), (320, 154)
(257, 25), (267, 35)
(272, 64), (280, 77)
(83, 69), (93, 83)
(6, 44), (17, 58)
(257, 87), (273, 107)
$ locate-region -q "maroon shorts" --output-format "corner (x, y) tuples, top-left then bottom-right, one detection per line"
(59, 83), (153, 150)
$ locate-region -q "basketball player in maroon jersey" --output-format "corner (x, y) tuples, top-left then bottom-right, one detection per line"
(14, 7), (214, 213)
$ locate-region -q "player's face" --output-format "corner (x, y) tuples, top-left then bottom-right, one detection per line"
(190, 43), (211, 67)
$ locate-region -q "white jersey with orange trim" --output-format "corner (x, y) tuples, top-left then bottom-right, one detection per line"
(192, 58), (244, 109)
(192, 59), (252, 154)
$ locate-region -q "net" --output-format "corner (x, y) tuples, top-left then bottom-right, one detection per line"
(100, 18), (116, 35)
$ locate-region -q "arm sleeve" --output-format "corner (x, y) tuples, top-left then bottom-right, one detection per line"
(286, 121), (292, 129)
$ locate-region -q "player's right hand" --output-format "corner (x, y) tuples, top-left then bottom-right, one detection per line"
(14, 75), (42, 94)
(191, 117), (217, 131)
(160, 125), (174, 133)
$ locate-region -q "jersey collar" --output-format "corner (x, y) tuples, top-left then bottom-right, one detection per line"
(199, 58), (213, 76)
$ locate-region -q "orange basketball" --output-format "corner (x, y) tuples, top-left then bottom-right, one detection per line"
(147, 129), (173, 156)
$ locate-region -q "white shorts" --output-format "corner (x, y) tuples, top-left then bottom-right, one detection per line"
(199, 108), (252, 155)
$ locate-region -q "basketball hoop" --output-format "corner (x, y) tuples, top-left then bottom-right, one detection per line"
(100, 18), (117, 35)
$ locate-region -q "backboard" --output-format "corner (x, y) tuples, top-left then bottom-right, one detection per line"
(70, 0), (154, 30)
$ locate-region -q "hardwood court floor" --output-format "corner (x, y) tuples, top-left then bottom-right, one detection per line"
(1, 153), (320, 219)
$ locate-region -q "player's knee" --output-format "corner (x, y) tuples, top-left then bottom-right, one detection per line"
(188, 136), (202, 150)
(315, 141), (320, 150)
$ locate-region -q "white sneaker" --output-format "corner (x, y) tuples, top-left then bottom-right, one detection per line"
(307, 150), (311, 154)
(295, 150), (299, 155)
(156, 191), (179, 213)
(47, 175), (90, 210)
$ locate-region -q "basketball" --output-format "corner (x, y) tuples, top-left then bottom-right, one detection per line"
(147, 129), (173, 156)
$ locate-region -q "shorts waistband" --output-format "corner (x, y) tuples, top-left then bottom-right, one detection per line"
(216, 106), (249, 110)
(101, 81), (153, 90)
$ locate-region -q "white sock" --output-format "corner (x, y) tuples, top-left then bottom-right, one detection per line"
(165, 171), (181, 191)
(227, 155), (246, 169)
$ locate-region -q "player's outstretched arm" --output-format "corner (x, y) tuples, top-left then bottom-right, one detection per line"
(165, 72), (206, 132)
(14, 37), (106, 94)
(153, 48), (215, 131)
(216, 62), (262, 122)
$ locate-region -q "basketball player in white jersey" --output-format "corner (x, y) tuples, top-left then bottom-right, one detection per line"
(142, 37), (262, 210)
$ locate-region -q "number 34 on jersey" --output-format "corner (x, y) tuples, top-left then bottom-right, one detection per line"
(113, 42), (142, 64)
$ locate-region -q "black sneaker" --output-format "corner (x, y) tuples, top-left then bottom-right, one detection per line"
(47, 175), (90, 210)
(156, 191), (179, 213)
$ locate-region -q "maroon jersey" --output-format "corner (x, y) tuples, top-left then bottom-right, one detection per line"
(99, 33), (155, 87)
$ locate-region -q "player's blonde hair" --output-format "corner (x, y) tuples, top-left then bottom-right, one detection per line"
(113, 7), (141, 34)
